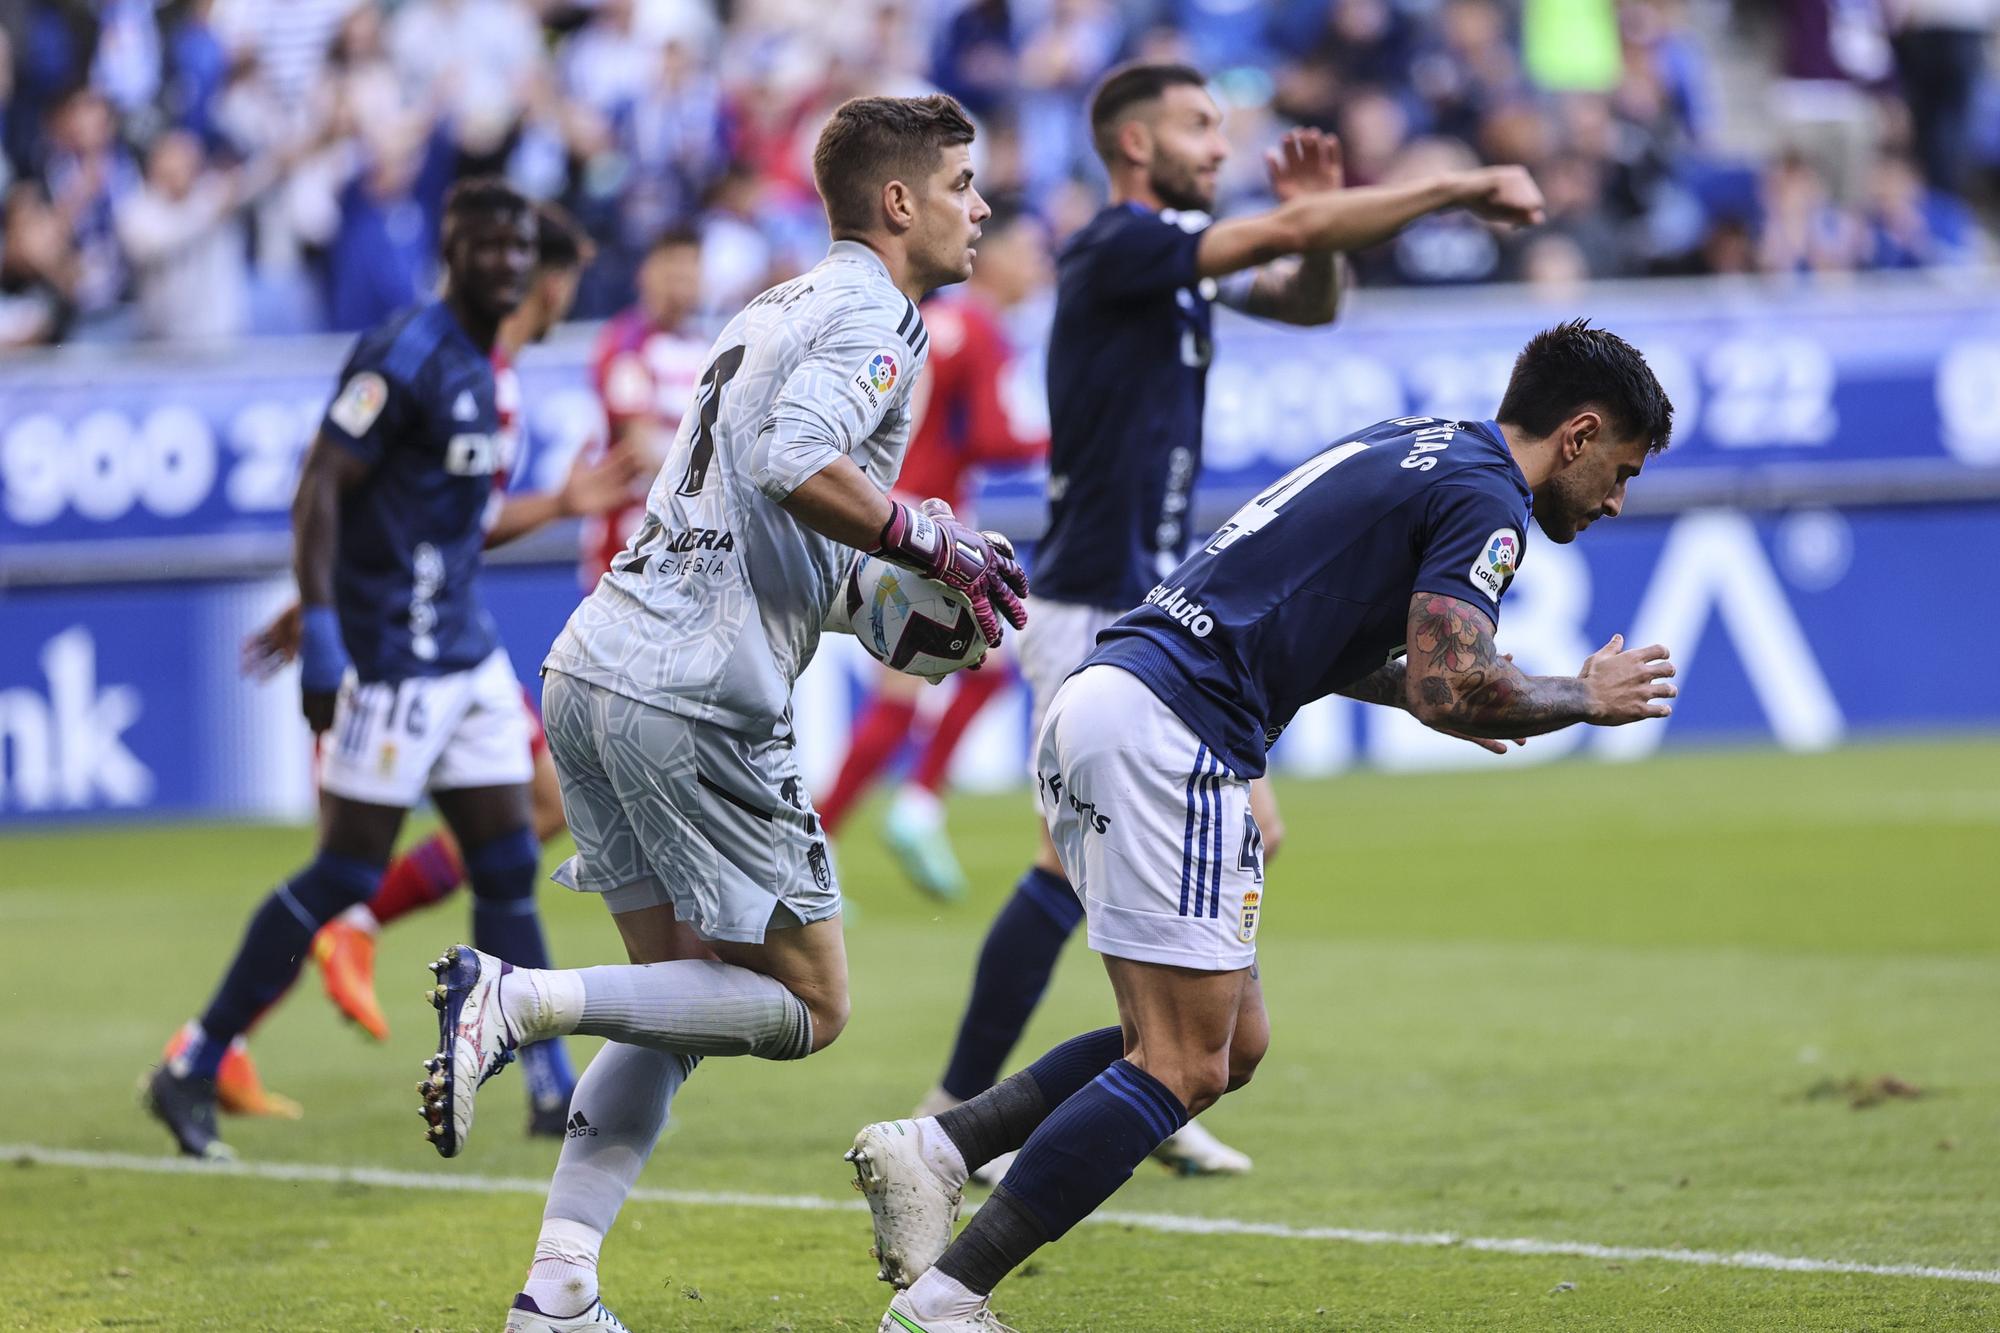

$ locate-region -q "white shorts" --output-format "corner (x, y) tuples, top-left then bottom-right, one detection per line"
(319, 648), (535, 808)
(1017, 597), (1123, 757)
(1036, 664), (1265, 972)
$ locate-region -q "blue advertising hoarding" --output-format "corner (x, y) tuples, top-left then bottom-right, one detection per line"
(0, 505), (1987, 824)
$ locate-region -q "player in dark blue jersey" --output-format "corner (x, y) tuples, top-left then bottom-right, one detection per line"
(920, 61), (1549, 1181)
(145, 179), (562, 1160)
(869, 322), (1678, 1332)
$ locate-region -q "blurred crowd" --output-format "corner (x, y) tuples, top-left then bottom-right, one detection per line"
(0, 0), (1994, 348)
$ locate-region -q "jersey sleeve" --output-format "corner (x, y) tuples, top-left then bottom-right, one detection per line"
(319, 346), (406, 466)
(1074, 209), (1206, 302)
(1410, 480), (1528, 628)
(751, 302), (919, 501)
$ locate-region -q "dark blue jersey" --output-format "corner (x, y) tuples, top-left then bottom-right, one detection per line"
(1036, 202), (1217, 609)
(319, 301), (509, 682)
(1087, 417), (1533, 777)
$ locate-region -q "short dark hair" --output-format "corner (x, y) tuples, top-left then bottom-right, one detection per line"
(647, 225), (702, 257)
(1496, 319), (1673, 455)
(1089, 63), (1209, 163)
(533, 200), (594, 270)
(441, 176), (532, 250)
(811, 94), (976, 234)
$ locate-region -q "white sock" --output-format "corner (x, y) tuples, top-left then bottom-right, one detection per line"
(906, 1267), (984, 1320)
(502, 968), (586, 1044)
(522, 1217), (602, 1318)
(336, 903), (379, 934)
(914, 1115), (968, 1186)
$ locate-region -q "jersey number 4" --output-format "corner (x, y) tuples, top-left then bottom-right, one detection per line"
(1204, 440), (1367, 554)
(676, 344), (747, 497)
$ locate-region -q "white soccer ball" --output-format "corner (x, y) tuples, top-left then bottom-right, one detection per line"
(829, 553), (986, 682)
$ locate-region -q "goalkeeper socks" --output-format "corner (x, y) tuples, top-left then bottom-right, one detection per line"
(935, 1025), (1123, 1171)
(370, 832), (463, 925)
(938, 866), (1083, 1100)
(522, 1217), (605, 1319)
(466, 830), (551, 970)
(533, 1045), (701, 1314)
(931, 1060), (1188, 1299)
(567, 959), (814, 1059)
(195, 851), (384, 1067)
(816, 694), (918, 834)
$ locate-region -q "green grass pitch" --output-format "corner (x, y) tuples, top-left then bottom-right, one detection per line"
(3, 738), (1997, 1331)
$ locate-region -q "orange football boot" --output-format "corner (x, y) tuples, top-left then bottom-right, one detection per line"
(161, 1028), (302, 1119)
(312, 918), (389, 1040)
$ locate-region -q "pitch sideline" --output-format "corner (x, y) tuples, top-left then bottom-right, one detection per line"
(7, 1142), (1995, 1287)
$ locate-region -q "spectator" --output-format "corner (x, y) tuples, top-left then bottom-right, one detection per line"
(932, 0), (1018, 117)
(41, 86), (139, 331)
(1890, 0), (2000, 196)
(1015, 0), (1121, 198)
(322, 121), (456, 331)
(210, 0), (360, 112)
(0, 180), (79, 346)
(1759, 149), (1869, 274)
(162, 0), (231, 148)
(613, 37), (730, 259)
(388, 0), (545, 165)
(561, 0), (661, 118)
(115, 128), (276, 341)
(1861, 150), (1980, 266)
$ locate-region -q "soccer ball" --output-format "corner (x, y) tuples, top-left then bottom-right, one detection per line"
(829, 554), (986, 682)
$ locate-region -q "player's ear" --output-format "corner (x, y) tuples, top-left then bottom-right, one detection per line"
(883, 178), (917, 234)
(1116, 116), (1152, 169)
(1565, 410), (1602, 463)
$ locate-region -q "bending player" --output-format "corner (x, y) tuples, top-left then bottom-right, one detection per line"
(921, 61), (1547, 1180)
(856, 320), (1680, 1332)
(191, 203), (638, 1134)
(404, 96), (1026, 1333)
(816, 204), (1052, 900)
(143, 180), (568, 1159)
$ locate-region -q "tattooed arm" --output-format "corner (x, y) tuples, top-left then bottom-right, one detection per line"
(1403, 592), (1677, 738)
(1238, 251), (1345, 327)
(1336, 659), (1408, 708)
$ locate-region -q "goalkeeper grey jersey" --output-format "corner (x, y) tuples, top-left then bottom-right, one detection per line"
(545, 240), (929, 737)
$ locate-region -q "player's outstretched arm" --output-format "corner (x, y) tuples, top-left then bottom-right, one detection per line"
(1235, 129), (1345, 327)
(1337, 659), (1517, 755)
(1402, 592), (1675, 739)
(1196, 167), (1545, 280)
(483, 445), (645, 548)
(291, 434), (371, 732)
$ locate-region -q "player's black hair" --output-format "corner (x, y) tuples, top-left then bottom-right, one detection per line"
(533, 200), (594, 270)
(1496, 319), (1674, 455)
(1088, 63), (1209, 163)
(811, 94), (977, 234)
(440, 176), (532, 251)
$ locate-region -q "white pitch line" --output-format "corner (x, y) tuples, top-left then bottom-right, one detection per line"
(8, 1144), (1998, 1287)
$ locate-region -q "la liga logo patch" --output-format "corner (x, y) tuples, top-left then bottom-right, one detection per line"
(852, 349), (901, 409)
(868, 352), (898, 393)
(1470, 528), (1521, 603)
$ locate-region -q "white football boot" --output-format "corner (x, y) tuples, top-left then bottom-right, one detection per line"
(847, 1119), (965, 1287)
(419, 945), (520, 1157)
(504, 1292), (630, 1331)
(881, 1290), (1019, 1333)
(1150, 1117), (1252, 1175)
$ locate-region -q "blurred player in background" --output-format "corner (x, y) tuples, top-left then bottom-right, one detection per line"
(406, 96), (1026, 1333)
(859, 322), (1680, 1333)
(916, 61), (1548, 1182)
(212, 203), (638, 1134)
(584, 227), (709, 590)
(815, 204), (1052, 900)
(143, 180), (563, 1160)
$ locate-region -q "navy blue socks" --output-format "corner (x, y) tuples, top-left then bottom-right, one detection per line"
(940, 866), (1083, 1100)
(192, 851), (384, 1075)
(935, 1025), (1123, 1171)
(463, 829), (573, 1105)
(936, 1058), (1189, 1295)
